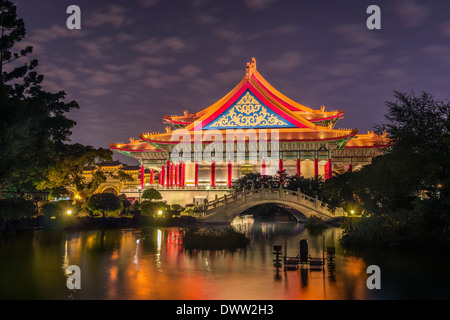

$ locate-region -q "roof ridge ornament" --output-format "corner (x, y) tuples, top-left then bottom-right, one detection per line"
(245, 57), (257, 79)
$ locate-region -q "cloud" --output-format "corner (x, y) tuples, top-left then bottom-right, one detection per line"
(132, 36), (191, 55)
(144, 74), (183, 89)
(188, 0), (222, 27)
(162, 37), (187, 52)
(439, 22), (450, 37)
(421, 45), (450, 64)
(85, 70), (122, 86)
(394, 0), (432, 27)
(179, 64), (203, 77)
(243, 0), (279, 11)
(76, 40), (105, 59)
(138, 0), (161, 8)
(214, 69), (243, 86)
(81, 88), (113, 97)
(331, 24), (387, 51)
(30, 24), (85, 43)
(265, 52), (303, 72)
(84, 4), (134, 29)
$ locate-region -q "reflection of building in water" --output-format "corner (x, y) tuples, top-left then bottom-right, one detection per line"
(231, 215), (255, 234)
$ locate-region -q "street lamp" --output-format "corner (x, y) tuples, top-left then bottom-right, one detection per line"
(67, 210), (72, 216)
(138, 186), (142, 203)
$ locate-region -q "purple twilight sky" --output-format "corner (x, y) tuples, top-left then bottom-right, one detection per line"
(10, 0), (450, 165)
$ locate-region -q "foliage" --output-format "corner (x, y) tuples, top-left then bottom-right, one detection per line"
(170, 204), (182, 212)
(304, 216), (328, 230)
(287, 175), (323, 198)
(116, 170), (134, 182)
(40, 200), (80, 218)
(375, 91), (450, 199)
(141, 188), (162, 202)
(233, 171), (322, 197)
(86, 193), (123, 218)
(1, 0), (110, 201)
(0, 0), (33, 85)
(0, 0), (79, 189)
(340, 91), (450, 246)
(139, 200), (166, 217)
(35, 143), (112, 197)
(319, 172), (353, 211)
(232, 172), (279, 191)
(118, 194), (131, 216)
(0, 197), (35, 219)
(180, 206), (198, 216)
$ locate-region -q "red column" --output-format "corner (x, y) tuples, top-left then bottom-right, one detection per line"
(166, 160), (170, 188)
(279, 158), (284, 183)
(328, 158), (332, 179)
(324, 160), (330, 181)
(211, 161), (215, 187)
(348, 163), (353, 173)
(175, 164), (178, 188)
(170, 162), (174, 189)
(296, 159), (301, 177)
(228, 161), (232, 188)
(182, 163), (186, 188)
(150, 169), (154, 185)
(161, 166), (165, 187)
(140, 166), (144, 189)
(314, 158), (319, 179)
(261, 159), (266, 177)
(178, 162), (182, 187)
(194, 161), (199, 187)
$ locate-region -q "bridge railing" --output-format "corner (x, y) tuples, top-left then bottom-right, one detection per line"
(199, 185), (342, 217)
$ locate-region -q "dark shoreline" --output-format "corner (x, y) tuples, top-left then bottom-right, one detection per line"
(0, 215), (201, 234)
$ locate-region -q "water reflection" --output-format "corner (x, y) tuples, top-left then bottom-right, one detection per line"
(231, 215), (303, 238)
(1, 222), (449, 299)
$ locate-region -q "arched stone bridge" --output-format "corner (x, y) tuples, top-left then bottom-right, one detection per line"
(198, 186), (345, 223)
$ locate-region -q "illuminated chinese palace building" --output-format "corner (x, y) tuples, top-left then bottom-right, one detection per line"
(110, 58), (388, 191)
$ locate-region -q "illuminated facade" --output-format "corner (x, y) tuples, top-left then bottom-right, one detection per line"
(110, 58), (388, 191)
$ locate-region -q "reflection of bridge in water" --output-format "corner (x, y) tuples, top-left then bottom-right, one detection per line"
(198, 186), (345, 223)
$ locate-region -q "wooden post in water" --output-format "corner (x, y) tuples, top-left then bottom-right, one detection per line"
(322, 234), (325, 271)
(273, 245), (282, 279)
(299, 239), (308, 266)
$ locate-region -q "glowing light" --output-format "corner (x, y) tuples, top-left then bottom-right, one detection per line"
(157, 210), (163, 216)
(350, 210), (355, 215)
(67, 210), (72, 215)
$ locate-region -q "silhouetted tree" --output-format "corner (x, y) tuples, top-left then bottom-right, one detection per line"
(141, 188), (162, 202)
(87, 193), (123, 218)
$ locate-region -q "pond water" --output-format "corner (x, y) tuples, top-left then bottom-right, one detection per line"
(0, 216), (449, 300)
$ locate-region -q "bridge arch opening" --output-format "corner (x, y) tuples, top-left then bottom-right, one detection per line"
(237, 203), (306, 222)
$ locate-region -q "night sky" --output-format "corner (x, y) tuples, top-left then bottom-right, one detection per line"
(11, 0), (450, 165)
